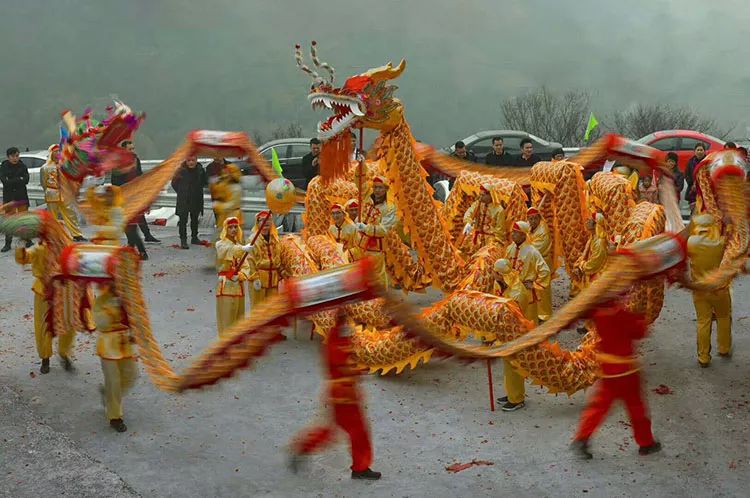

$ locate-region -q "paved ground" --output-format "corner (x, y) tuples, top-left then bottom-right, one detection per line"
(1, 225), (748, 497)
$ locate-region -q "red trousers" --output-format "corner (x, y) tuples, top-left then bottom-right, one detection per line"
(574, 372), (655, 447)
(292, 403), (373, 471)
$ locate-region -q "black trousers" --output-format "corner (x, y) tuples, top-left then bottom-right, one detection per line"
(125, 225), (146, 254)
(178, 211), (200, 241)
(137, 214), (153, 238)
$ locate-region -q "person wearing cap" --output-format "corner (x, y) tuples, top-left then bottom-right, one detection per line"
(211, 162), (244, 235)
(571, 299), (662, 459)
(527, 207), (554, 321)
(329, 203), (361, 262)
(574, 213), (608, 288)
(246, 211), (283, 309)
(492, 258), (534, 411)
(687, 213), (732, 367)
(356, 175), (397, 285)
(501, 221), (550, 411)
(215, 216), (253, 337)
(462, 184), (507, 255)
(40, 144), (86, 241)
(345, 198), (360, 223)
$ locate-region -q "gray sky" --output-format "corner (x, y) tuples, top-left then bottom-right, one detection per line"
(1, 0), (748, 157)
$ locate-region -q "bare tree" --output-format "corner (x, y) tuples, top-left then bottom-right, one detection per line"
(501, 87), (598, 146)
(250, 122), (305, 145)
(609, 103), (733, 139)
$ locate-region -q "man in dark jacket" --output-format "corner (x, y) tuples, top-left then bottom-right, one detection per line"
(666, 152), (684, 199)
(111, 141), (151, 259)
(171, 155), (207, 249)
(301, 138), (321, 190)
(514, 138), (542, 167)
(684, 142), (707, 206)
(485, 137), (511, 166)
(0, 147), (30, 252)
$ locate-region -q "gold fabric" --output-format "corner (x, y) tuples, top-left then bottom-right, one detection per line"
(462, 200), (506, 250)
(504, 240), (551, 318)
(101, 357), (139, 420)
(328, 219), (362, 262)
(358, 197), (397, 285)
(247, 234), (282, 290)
(215, 239), (250, 297)
(94, 287), (135, 360)
(212, 180), (243, 229)
(216, 295), (246, 338)
(529, 219), (553, 321)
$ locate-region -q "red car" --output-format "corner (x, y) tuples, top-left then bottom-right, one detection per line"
(637, 130), (725, 172)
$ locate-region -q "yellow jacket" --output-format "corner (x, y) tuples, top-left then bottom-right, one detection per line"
(212, 180), (243, 225)
(329, 220), (362, 261)
(215, 238), (251, 297)
(40, 163), (63, 203)
(358, 198), (397, 252)
(94, 286), (134, 360)
(687, 233), (726, 285)
(576, 235), (607, 277)
(247, 234), (282, 290)
(529, 220), (552, 266)
(463, 200), (506, 244)
(15, 244), (46, 296)
(505, 241), (551, 294)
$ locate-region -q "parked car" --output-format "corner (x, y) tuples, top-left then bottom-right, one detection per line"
(445, 130), (563, 163)
(636, 130), (725, 172)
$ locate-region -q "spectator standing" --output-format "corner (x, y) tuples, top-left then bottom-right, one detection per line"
(452, 141), (477, 162)
(666, 152), (684, 199)
(551, 148), (564, 161)
(485, 137), (511, 166)
(0, 147), (30, 252)
(112, 141), (161, 243)
(638, 174), (659, 204)
(685, 142), (707, 206)
(301, 138), (321, 190)
(515, 138), (542, 167)
(172, 155), (207, 249)
(111, 141), (149, 260)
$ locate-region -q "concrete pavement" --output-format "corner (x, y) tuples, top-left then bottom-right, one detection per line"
(0, 226), (748, 497)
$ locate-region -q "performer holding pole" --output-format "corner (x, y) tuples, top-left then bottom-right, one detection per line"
(215, 216), (253, 337)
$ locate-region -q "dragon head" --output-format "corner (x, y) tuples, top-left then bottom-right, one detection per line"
(295, 42), (406, 140)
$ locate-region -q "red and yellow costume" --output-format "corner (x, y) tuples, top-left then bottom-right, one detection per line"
(215, 216), (251, 337)
(527, 206), (553, 321)
(40, 145), (83, 239)
(15, 242), (76, 362)
(211, 163), (243, 231)
(246, 211), (282, 308)
(356, 176), (397, 285)
(687, 213), (732, 365)
(504, 221), (551, 323)
(462, 184), (507, 254)
(574, 301), (656, 448)
(95, 283), (139, 423)
(493, 258), (531, 406)
(345, 198), (360, 223)
(290, 316), (374, 472)
(575, 212), (608, 287)
(328, 203), (361, 262)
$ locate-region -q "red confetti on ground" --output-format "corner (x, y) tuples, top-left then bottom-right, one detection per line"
(652, 384), (673, 395)
(170, 244), (181, 249)
(29, 371), (36, 378)
(729, 460), (737, 469)
(152, 219), (167, 226)
(198, 239), (212, 247)
(153, 272), (168, 277)
(23, 314), (32, 320)
(186, 307), (195, 311)
(445, 460), (494, 473)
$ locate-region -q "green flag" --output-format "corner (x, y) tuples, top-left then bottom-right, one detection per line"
(271, 147), (284, 176)
(584, 112), (599, 141)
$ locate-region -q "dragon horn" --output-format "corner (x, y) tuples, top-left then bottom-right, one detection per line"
(310, 40), (335, 84)
(294, 43), (320, 80)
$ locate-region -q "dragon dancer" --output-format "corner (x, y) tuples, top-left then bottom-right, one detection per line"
(355, 175), (397, 285)
(211, 163), (243, 234)
(574, 213), (608, 288)
(492, 258), (535, 412)
(345, 198), (360, 223)
(246, 211), (282, 309)
(687, 213), (732, 367)
(15, 239), (76, 374)
(328, 203), (360, 262)
(462, 184), (507, 255)
(527, 206), (553, 321)
(497, 221), (550, 411)
(215, 216), (252, 337)
(40, 144), (85, 241)
(571, 300), (662, 459)
(289, 316), (381, 480)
